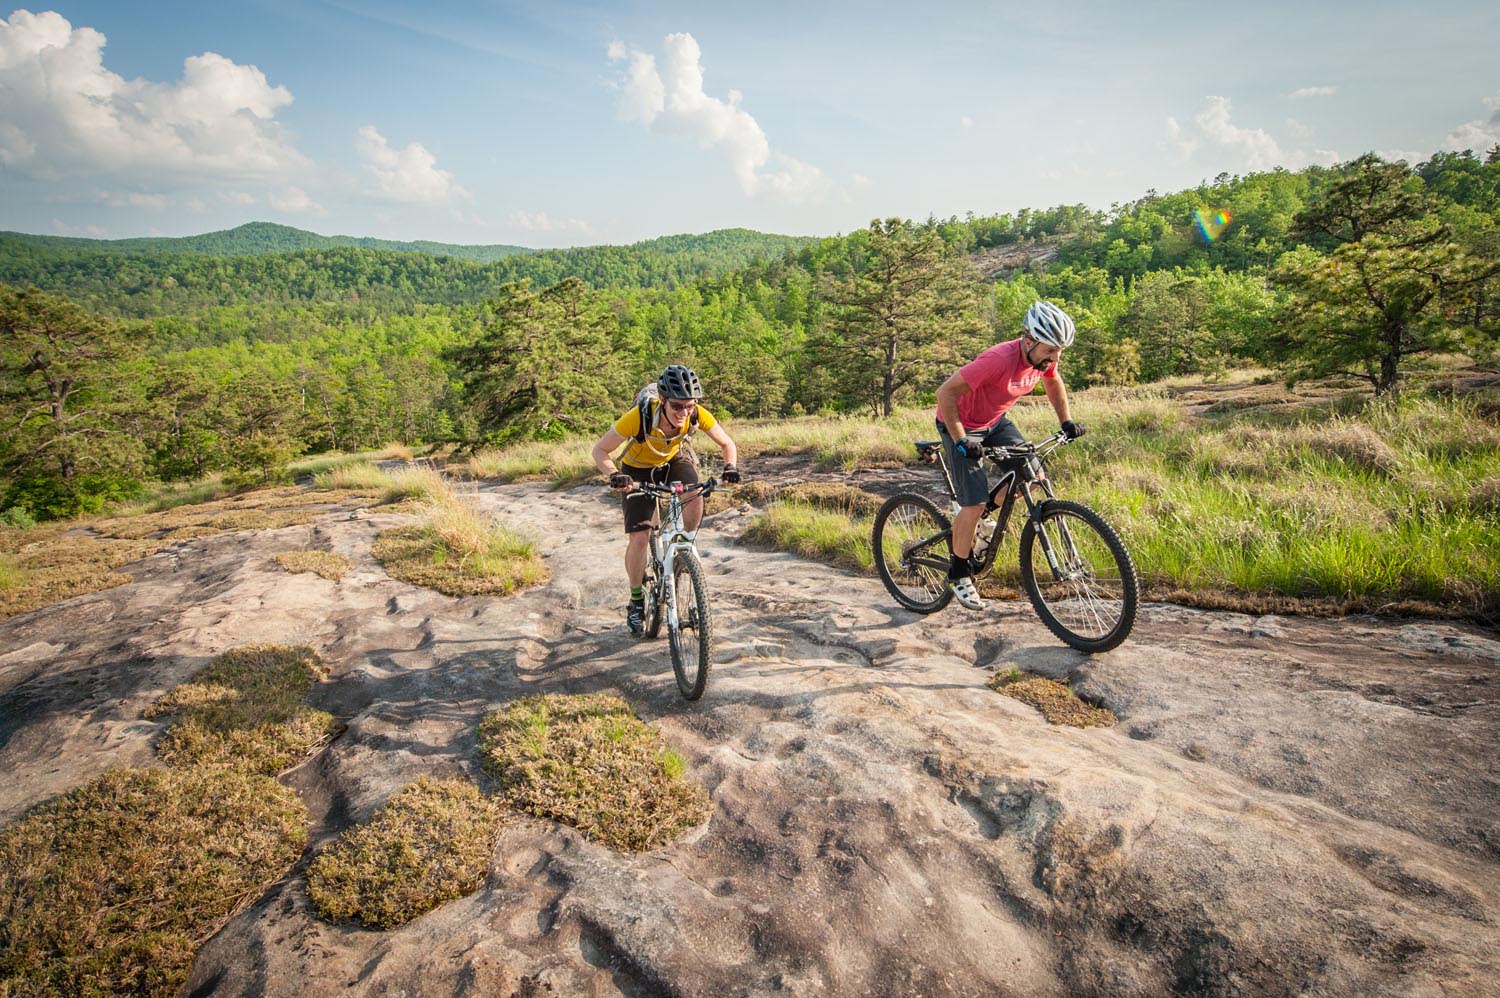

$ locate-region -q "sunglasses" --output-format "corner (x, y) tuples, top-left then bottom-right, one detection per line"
(664, 400), (698, 412)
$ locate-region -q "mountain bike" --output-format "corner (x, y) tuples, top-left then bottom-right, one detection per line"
(871, 431), (1138, 653)
(629, 477), (720, 700)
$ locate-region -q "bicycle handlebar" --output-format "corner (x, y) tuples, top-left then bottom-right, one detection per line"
(980, 429), (1070, 461)
(625, 477), (720, 500)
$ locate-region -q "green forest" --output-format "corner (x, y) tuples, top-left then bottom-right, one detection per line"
(2, 150), (1498, 520)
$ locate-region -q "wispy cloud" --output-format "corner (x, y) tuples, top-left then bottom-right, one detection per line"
(0, 9), (306, 181)
(50, 217), (106, 237)
(509, 210), (590, 235)
(1289, 85), (1337, 99)
(608, 32), (831, 203)
(1168, 96), (1338, 171)
(355, 125), (468, 205)
(269, 186), (325, 215)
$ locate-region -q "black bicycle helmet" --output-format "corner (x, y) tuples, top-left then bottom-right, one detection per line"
(658, 364), (704, 400)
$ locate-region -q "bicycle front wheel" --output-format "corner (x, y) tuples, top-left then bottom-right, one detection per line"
(1019, 500), (1138, 653)
(643, 565), (663, 639)
(668, 551), (713, 700)
(872, 493), (954, 614)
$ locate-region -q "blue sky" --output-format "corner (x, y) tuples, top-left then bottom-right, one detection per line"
(2, 1), (1496, 246)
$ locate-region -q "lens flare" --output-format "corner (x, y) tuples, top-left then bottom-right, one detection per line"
(1194, 207), (1232, 242)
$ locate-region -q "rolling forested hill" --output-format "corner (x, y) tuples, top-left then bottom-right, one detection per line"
(0, 225), (821, 315)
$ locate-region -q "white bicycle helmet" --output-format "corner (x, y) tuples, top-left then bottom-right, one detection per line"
(1022, 301), (1076, 349)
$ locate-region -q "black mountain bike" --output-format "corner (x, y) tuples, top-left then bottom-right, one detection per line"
(871, 431), (1138, 653)
(630, 478), (719, 700)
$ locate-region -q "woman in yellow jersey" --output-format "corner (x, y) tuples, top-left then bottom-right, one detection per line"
(591, 365), (740, 635)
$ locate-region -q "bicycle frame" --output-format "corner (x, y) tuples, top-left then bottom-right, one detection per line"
(630, 479), (716, 632)
(929, 433), (1068, 574)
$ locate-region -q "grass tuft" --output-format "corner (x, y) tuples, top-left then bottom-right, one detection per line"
(478, 694), (710, 852)
(306, 777), (503, 930)
(273, 550), (354, 581)
(145, 644), (337, 775)
(742, 499), (874, 573)
(989, 671), (1118, 728)
(372, 481), (548, 597)
(0, 766), (307, 997)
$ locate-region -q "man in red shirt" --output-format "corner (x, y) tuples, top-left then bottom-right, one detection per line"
(934, 301), (1085, 610)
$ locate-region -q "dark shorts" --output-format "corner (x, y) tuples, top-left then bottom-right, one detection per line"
(621, 453), (699, 533)
(938, 417), (1027, 507)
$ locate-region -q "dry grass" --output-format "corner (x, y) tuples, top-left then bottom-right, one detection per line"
(461, 440), (597, 484)
(478, 694), (710, 852)
(306, 777), (504, 929)
(0, 766), (307, 997)
(989, 671), (1118, 728)
(0, 525), (157, 622)
(273, 550), (354, 581)
(372, 487), (547, 598)
(0, 486), (376, 621)
(1297, 423), (1402, 477)
(145, 644), (337, 776)
(1470, 477), (1500, 516)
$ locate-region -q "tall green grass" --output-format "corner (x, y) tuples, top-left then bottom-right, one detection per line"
(745, 391), (1500, 620)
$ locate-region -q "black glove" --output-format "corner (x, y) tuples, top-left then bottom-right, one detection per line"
(721, 465), (741, 484)
(954, 434), (986, 460)
(1061, 420), (1086, 440)
(609, 472), (633, 491)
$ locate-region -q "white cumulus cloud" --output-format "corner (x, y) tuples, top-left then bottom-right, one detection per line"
(610, 32), (830, 202)
(355, 125), (468, 205)
(1441, 95), (1500, 155)
(509, 210), (591, 234)
(269, 186), (325, 214)
(1169, 96), (1338, 171)
(1290, 85), (1337, 99)
(0, 9), (306, 181)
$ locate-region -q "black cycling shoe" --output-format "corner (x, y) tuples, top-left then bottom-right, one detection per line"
(626, 599), (645, 637)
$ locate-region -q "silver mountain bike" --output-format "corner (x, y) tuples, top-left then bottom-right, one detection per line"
(871, 431), (1138, 653)
(629, 477), (720, 700)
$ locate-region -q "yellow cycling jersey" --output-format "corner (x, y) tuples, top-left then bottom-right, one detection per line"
(614, 403), (717, 468)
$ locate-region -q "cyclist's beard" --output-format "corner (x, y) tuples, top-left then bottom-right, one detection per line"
(1024, 343), (1053, 372)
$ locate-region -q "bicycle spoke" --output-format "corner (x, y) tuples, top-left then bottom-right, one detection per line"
(873, 495), (953, 613)
(1024, 508), (1130, 645)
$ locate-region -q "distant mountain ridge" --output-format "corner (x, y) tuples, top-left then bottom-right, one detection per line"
(0, 222), (822, 315)
(0, 221), (817, 265)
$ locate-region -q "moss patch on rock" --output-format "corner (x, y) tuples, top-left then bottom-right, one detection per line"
(306, 777), (503, 929)
(0, 767), (307, 997)
(146, 644), (337, 775)
(273, 550), (354, 581)
(478, 694), (709, 851)
(989, 670), (1118, 729)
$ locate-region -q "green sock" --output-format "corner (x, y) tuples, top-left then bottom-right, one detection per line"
(630, 586), (643, 602)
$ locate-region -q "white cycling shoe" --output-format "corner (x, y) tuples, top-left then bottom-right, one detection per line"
(949, 575), (987, 611)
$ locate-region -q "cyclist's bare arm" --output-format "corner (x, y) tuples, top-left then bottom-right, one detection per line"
(703, 422), (737, 467)
(592, 428), (628, 477)
(1043, 373), (1073, 424)
(935, 370), (973, 439)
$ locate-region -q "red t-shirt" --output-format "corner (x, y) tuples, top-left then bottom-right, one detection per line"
(937, 337), (1057, 429)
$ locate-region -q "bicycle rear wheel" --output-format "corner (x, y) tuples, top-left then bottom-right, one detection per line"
(1019, 500), (1138, 653)
(872, 493), (954, 613)
(668, 551), (713, 700)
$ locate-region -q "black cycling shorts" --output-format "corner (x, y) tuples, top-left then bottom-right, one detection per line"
(621, 454), (699, 533)
(938, 417), (1027, 508)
